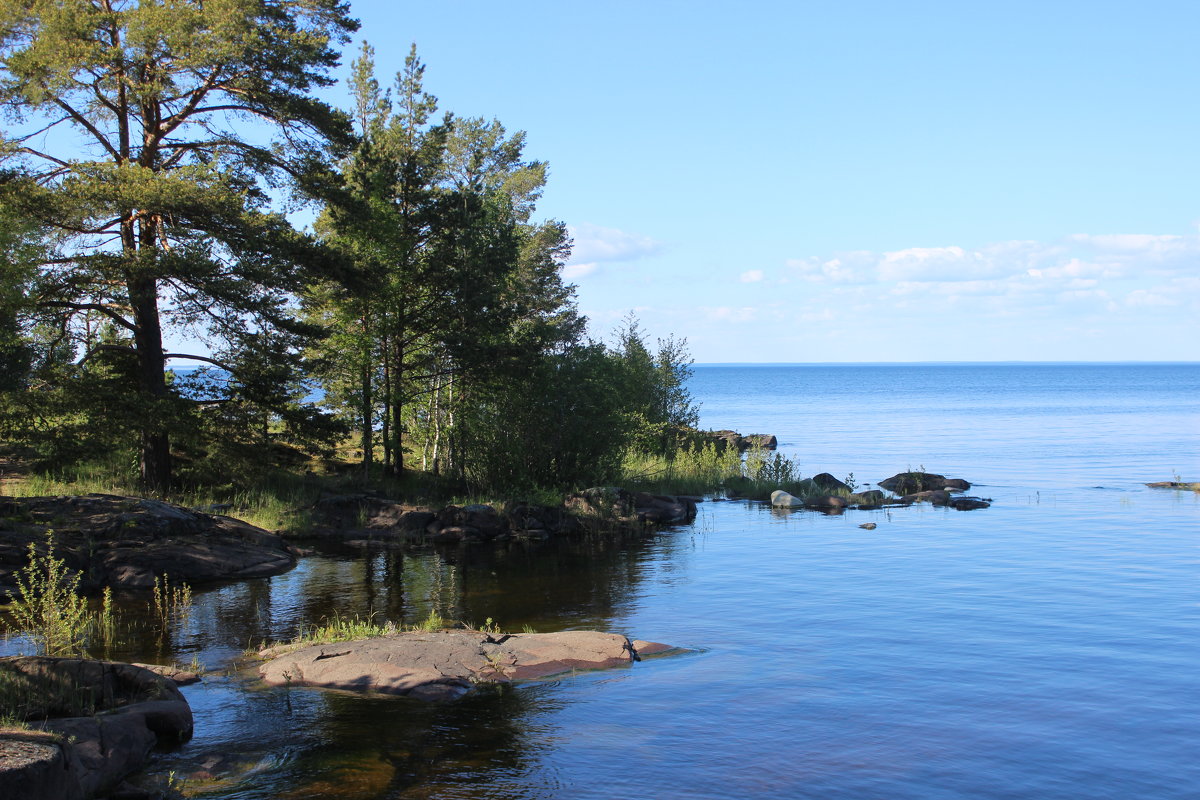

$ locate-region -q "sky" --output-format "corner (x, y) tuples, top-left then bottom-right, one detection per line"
(338, 0), (1198, 362)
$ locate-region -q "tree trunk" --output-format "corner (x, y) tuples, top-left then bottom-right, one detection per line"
(360, 306), (373, 481)
(390, 337), (404, 476)
(381, 331), (392, 470)
(128, 274), (170, 494)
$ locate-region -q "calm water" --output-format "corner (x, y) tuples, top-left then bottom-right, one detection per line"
(11, 364), (1200, 798)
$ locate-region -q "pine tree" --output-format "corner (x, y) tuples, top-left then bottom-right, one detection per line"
(0, 0), (358, 491)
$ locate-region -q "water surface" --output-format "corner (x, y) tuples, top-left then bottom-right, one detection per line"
(8, 364), (1199, 798)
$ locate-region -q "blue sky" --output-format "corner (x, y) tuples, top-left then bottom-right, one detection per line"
(341, 1), (1199, 362)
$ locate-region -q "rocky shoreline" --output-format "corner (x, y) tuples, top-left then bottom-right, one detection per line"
(304, 486), (699, 546)
(0, 464), (994, 797)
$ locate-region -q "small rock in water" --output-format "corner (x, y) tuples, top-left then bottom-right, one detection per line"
(858, 522), (877, 530)
(770, 490), (803, 508)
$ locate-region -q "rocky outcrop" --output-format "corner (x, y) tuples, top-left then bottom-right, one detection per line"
(810, 473), (852, 493)
(742, 434), (778, 451)
(705, 430), (777, 452)
(1145, 481), (1200, 491)
(564, 488), (697, 527)
(258, 630), (677, 701)
(878, 472), (971, 495)
(307, 490), (697, 545)
(0, 494), (297, 597)
(0, 657), (193, 799)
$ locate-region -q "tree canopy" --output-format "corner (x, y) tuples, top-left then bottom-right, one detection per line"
(0, 14), (701, 499)
(0, 0), (358, 490)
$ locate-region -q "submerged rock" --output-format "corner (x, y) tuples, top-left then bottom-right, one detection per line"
(258, 630), (673, 700)
(897, 489), (991, 510)
(948, 497), (992, 511)
(1145, 481), (1200, 491)
(802, 495), (850, 511)
(0, 494), (297, 596)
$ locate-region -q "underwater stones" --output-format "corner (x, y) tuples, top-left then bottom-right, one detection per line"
(802, 495), (850, 510)
(899, 489), (953, 506)
(948, 497), (992, 510)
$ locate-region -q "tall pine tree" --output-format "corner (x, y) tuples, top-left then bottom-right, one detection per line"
(0, 0), (357, 491)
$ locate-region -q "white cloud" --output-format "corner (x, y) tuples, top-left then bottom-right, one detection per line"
(785, 232), (1200, 297)
(704, 306), (759, 323)
(1124, 289), (1177, 307)
(785, 252), (873, 283)
(567, 223), (662, 264)
(562, 262), (597, 279)
(740, 269), (764, 283)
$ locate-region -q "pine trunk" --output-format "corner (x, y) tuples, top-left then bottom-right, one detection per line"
(128, 274), (170, 494)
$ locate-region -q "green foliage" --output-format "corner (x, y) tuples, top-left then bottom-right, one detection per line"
(745, 447), (799, 485)
(151, 575), (193, 630)
(273, 607), (446, 650)
(307, 43), (585, 482)
(3, 533), (92, 656)
(622, 441), (743, 496)
(0, 0), (358, 491)
(613, 315), (700, 455)
(455, 342), (631, 494)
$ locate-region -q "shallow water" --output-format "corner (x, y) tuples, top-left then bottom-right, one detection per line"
(6, 364), (1199, 799)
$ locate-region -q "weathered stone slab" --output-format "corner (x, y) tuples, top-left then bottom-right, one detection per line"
(258, 629), (671, 700)
(0, 494), (297, 595)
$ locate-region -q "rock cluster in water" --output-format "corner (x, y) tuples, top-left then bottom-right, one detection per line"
(769, 471), (992, 512)
(258, 630), (677, 701)
(0, 494), (298, 597)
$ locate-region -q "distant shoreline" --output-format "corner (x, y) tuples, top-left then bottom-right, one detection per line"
(692, 361), (1200, 367)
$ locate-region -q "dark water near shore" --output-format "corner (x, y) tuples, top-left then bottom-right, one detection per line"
(9, 364), (1200, 798)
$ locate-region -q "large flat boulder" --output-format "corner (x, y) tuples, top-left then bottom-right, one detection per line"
(258, 630), (670, 701)
(0, 494), (297, 595)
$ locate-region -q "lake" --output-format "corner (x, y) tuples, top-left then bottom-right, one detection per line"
(10, 363), (1200, 798)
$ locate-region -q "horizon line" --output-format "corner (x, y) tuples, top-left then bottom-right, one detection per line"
(692, 360), (1200, 366)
